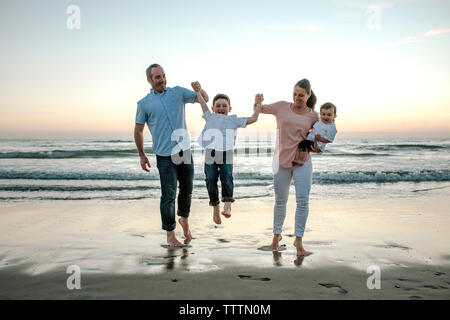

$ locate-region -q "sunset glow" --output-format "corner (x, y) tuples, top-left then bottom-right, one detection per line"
(1, 0), (449, 138)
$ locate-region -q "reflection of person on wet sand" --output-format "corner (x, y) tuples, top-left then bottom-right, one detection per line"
(134, 64), (209, 248)
(163, 247), (190, 272)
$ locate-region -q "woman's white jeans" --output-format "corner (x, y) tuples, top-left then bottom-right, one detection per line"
(273, 160), (312, 237)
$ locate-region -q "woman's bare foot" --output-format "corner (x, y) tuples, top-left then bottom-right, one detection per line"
(213, 205), (221, 225)
(166, 231), (184, 247)
(178, 217), (192, 240)
(293, 236), (312, 256)
(221, 202), (232, 218)
(268, 234), (283, 250)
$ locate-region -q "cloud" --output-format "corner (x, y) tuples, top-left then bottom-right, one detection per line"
(333, 0), (395, 10)
(335, 12), (364, 18)
(393, 28), (450, 45)
(367, 2), (395, 10)
(269, 23), (322, 32)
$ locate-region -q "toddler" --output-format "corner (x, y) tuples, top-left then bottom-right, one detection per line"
(299, 102), (337, 152)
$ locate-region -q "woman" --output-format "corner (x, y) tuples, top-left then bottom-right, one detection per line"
(256, 79), (319, 256)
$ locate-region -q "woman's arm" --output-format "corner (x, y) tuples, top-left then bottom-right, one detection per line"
(253, 94), (280, 115)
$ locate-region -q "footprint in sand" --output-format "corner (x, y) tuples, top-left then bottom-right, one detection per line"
(128, 233), (145, 238)
(422, 285), (448, 290)
(394, 284), (417, 291)
(319, 283), (348, 294)
(238, 275), (271, 282)
(397, 278), (420, 283)
(374, 242), (411, 250)
(257, 245), (287, 252)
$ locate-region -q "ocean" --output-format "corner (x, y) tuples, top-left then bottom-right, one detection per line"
(0, 136), (449, 202)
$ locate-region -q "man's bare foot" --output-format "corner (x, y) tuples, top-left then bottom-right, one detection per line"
(268, 234), (283, 250)
(178, 217), (192, 240)
(167, 231), (184, 247)
(221, 202), (232, 218)
(213, 205), (221, 224)
(293, 237), (312, 256)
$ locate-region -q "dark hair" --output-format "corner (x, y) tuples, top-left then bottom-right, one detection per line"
(146, 63), (161, 80)
(212, 93), (230, 106)
(320, 102), (337, 114)
(295, 79), (317, 109)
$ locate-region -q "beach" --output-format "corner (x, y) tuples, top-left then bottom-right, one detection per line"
(1, 187), (449, 300)
(1, 0), (450, 304)
(1, 137), (449, 299)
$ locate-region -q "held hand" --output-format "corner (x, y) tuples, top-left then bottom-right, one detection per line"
(254, 93), (264, 110)
(254, 93), (264, 105)
(140, 155), (151, 172)
(314, 134), (322, 141)
(191, 81), (201, 92)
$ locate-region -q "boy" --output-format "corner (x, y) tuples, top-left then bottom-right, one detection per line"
(298, 102), (337, 152)
(191, 81), (262, 225)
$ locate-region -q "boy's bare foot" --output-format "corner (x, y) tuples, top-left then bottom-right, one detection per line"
(221, 202), (232, 218)
(268, 234), (283, 250)
(213, 205), (221, 224)
(167, 231), (184, 247)
(293, 237), (312, 256)
(178, 217), (192, 240)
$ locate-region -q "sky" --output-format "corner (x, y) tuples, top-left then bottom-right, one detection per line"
(0, 0), (449, 139)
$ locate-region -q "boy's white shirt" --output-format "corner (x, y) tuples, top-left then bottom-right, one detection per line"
(306, 119), (337, 151)
(198, 110), (247, 151)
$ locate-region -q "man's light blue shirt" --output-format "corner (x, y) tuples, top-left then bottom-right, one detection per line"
(136, 86), (197, 156)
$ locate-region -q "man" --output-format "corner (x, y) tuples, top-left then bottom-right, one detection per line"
(134, 64), (208, 247)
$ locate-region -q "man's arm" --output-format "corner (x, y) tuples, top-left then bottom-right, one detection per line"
(191, 81), (209, 113)
(134, 123), (151, 172)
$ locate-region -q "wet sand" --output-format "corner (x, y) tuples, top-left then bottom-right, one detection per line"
(0, 189), (449, 299)
(1, 262), (449, 300)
